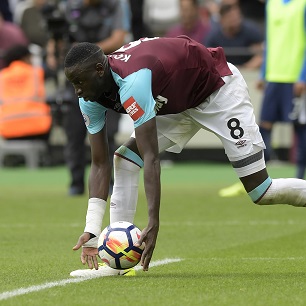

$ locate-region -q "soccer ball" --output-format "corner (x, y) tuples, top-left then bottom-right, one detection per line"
(98, 221), (144, 269)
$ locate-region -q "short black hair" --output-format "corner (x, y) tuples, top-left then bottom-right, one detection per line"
(3, 44), (30, 67)
(219, 3), (240, 16)
(64, 42), (105, 68)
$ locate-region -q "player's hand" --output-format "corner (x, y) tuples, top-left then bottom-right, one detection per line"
(73, 232), (99, 270)
(256, 79), (265, 91)
(137, 223), (159, 271)
(294, 82), (306, 97)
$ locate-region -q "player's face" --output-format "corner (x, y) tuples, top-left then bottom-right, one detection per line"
(65, 62), (106, 102)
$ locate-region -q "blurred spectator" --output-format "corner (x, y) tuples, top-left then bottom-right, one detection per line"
(61, 0), (130, 195)
(205, 0), (220, 23)
(219, 0), (306, 197)
(66, 0), (130, 53)
(129, 0), (152, 40)
(40, 1), (68, 75)
(13, 0), (57, 74)
(0, 45), (52, 141)
(0, 12), (28, 69)
(204, 0), (263, 69)
(14, 0), (48, 47)
(290, 94), (306, 179)
(165, 0), (210, 43)
(0, 0), (13, 21)
(143, 0), (180, 36)
(258, 0), (306, 175)
(205, 0), (265, 29)
(239, 0), (265, 33)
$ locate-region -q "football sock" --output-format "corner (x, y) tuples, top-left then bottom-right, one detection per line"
(248, 177), (272, 202)
(256, 178), (306, 207)
(114, 146), (144, 168)
(110, 154), (141, 223)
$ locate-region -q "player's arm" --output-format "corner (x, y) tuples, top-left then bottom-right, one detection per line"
(73, 126), (111, 270)
(73, 100), (110, 270)
(134, 117), (161, 271)
(88, 125), (112, 200)
(114, 68), (161, 270)
(95, 0), (130, 54)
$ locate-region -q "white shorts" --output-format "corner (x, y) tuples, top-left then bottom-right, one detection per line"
(133, 63), (266, 177)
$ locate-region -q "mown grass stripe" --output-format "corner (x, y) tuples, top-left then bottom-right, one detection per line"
(0, 258), (182, 301)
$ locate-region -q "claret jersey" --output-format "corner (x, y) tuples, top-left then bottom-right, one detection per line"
(80, 35), (232, 134)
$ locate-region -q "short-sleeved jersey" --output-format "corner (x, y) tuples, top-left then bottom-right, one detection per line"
(80, 35), (232, 134)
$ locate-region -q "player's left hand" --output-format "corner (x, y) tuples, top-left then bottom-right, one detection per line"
(136, 223), (159, 271)
(294, 82), (306, 97)
(73, 232), (99, 270)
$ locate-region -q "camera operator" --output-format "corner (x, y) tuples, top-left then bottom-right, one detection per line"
(61, 0), (131, 196)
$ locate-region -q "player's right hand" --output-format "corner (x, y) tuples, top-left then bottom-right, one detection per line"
(73, 232), (99, 270)
(137, 223), (159, 271)
(256, 79), (265, 91)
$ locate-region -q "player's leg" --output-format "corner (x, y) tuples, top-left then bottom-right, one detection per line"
(244, 82), (306, 205)
(230, 82), (306, 206)
(220, 83), (297, 197)
(231, 148), (306, 206)
(109, 137), (163, 224)
(109, 137), (143, 224)
(110, 114), (199, 224)
(188, 63), (306, 207)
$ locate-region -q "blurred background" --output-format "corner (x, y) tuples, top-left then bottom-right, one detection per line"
(0, 0), (302, 191)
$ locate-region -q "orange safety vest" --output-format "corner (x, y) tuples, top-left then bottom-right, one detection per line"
(0, 61), (52, 138)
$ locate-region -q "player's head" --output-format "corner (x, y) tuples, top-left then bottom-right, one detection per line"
(64, 42), (106, 68)
(64, 42), (109, 102)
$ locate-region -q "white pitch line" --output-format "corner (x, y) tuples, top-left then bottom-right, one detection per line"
(134, 258), (181, 270)
(0, 258), (182, 301)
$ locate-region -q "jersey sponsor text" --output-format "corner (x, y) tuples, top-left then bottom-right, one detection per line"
(123, 97), (144, 121)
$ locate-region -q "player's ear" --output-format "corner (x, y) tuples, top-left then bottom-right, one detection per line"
(96, 63), (105, 77)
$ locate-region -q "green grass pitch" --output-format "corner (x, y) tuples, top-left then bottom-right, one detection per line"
(1, 162), (306, 306)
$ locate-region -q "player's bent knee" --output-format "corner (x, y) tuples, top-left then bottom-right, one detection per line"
(114, 145), (144, 168)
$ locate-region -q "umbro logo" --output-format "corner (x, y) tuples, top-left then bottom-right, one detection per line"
(235, 139), (247, 148)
